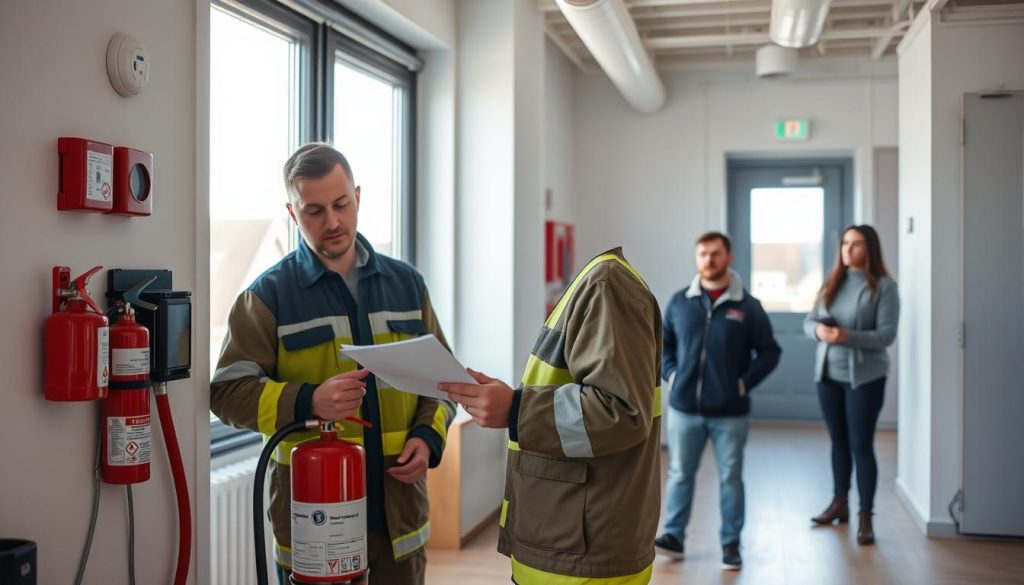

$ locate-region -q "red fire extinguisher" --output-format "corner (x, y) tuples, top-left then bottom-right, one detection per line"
(291, 420), (368, 584)
(45, 266), (109, 401)
(101, 279), (158, 485)
(255, 419), (370, 585)
(102, 303), (153, 484)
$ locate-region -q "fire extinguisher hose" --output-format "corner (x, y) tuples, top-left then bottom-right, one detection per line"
(155, 385), (191, 585)
(254, 419), (319, 585)
(74, 406), (104, 585)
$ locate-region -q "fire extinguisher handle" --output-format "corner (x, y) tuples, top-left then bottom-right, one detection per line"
(70, 265), (104, 315)
(344, 416), (374, 429)
(122, 276), (159, 312)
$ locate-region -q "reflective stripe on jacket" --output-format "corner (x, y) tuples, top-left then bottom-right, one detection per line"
(498, 248), (662, 582)
(211, 235), (454, 564)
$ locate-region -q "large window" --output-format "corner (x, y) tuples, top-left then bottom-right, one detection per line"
(329, 33), (416, 259)
(209, 0), (418, 454)
(209, 2), (309, 381)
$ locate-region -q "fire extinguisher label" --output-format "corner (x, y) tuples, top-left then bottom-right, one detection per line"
(86, 150), (113, 203)
(97, 327), (110, 388)
(112, 348), (150, 375)
(107, 415), (152, 466)
(291, 498), (367, 577)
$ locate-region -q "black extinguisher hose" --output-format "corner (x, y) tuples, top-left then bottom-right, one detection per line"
(255, 419), (319, 585)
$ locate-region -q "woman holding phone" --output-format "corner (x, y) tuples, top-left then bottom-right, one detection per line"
(804, 225), (900, 544)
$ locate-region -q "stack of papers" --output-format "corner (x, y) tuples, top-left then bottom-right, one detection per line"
(340, 334), (477, 400)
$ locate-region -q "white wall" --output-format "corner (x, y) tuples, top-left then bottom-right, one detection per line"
(544, 40), (576, 223)
(897, 14), (1024, 534)
(416, 47), (457, 339)
(454, 0), (517, 382)
(512, 0), (546, 382)
(896, 21), (934, 526)
(0, 1), (205, 582)
(339, 0), (455, 49)
(571, 67), (899, 339)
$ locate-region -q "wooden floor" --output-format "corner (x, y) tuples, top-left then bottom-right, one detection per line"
(425, 423), (1024, 585)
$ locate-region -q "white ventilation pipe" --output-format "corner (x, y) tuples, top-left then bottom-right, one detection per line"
(555, 0), (666, 113)
(769, 0), (832, 48)
(756, 44), (798, 78)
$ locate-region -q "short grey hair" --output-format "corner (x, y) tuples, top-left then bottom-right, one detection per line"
(282, 142), (355, 201)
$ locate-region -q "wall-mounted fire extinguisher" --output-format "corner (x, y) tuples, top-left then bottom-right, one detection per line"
(102, 278), (158, 485)
(45, 266), (109, 402)
(254, 419), (370, 585)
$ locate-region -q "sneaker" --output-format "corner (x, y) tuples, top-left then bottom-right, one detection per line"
(654, 533), (684, 560)
(721, 542), (742, 570)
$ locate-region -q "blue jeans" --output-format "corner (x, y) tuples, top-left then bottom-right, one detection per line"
(663, 408), (749, 546)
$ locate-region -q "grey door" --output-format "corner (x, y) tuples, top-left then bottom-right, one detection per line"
(961, 91), (1024, 537)
(728, 160), (852, 419)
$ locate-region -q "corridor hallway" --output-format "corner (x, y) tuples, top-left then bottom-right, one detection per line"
(427, 423), (1024, 585)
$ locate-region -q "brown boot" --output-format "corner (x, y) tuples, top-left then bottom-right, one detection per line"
(811, 496), (850, 525)
(857, 511), (875, 544)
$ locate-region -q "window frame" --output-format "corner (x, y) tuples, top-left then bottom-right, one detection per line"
(325, 28), (417, 263)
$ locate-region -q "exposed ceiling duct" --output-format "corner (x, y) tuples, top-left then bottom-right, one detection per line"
(554, 0), (666, 114)
(769, 0), (833, 48)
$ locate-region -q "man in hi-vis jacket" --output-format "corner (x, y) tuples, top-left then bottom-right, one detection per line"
(441, 247), (662, 585)
(211, 143), (454, 585)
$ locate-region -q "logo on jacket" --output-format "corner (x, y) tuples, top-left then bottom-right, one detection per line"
(725, 308), (746, 322)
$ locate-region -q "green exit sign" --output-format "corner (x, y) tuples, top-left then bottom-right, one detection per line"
(776, 118), (810, 141)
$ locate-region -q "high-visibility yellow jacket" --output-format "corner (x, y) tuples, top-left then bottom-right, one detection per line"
(211, 235), (454, 568)
(498, 248), (663, 584)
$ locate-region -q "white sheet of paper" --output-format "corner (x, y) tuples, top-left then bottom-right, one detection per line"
(339, 334), (476, 400)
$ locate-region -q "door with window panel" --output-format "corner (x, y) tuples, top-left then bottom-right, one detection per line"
(728, 160), (851, 419)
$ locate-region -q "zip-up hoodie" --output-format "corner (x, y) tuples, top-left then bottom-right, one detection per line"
(664, 270), (782, 417)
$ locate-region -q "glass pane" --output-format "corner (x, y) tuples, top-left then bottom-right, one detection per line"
(750, 187), (824, 313)
(210, 6), (299, 374)
(333, 60), (400, 258)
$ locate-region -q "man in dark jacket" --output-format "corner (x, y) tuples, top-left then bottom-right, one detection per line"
(655, 231), (781, 570)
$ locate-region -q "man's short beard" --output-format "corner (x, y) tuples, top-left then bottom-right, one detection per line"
(701, 266), (729, 281)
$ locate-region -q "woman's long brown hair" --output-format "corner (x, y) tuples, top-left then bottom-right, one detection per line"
(821, 225), (890, 309)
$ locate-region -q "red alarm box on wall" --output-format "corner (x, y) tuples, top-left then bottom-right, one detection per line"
(58, 137), (115, 212)
(109, 147), (153, 216)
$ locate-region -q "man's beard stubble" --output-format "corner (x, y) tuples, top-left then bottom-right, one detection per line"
(317, 233), (353, 260)
(701, 265), (729, 282)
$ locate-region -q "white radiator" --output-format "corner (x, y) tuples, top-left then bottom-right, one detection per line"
(210, 456), (274, 585)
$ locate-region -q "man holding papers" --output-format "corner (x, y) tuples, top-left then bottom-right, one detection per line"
(211, 143), (454, 585)
(441, 247), (663, 585)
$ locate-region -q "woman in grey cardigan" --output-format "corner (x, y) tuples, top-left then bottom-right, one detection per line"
(804, 225), (899, 545)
